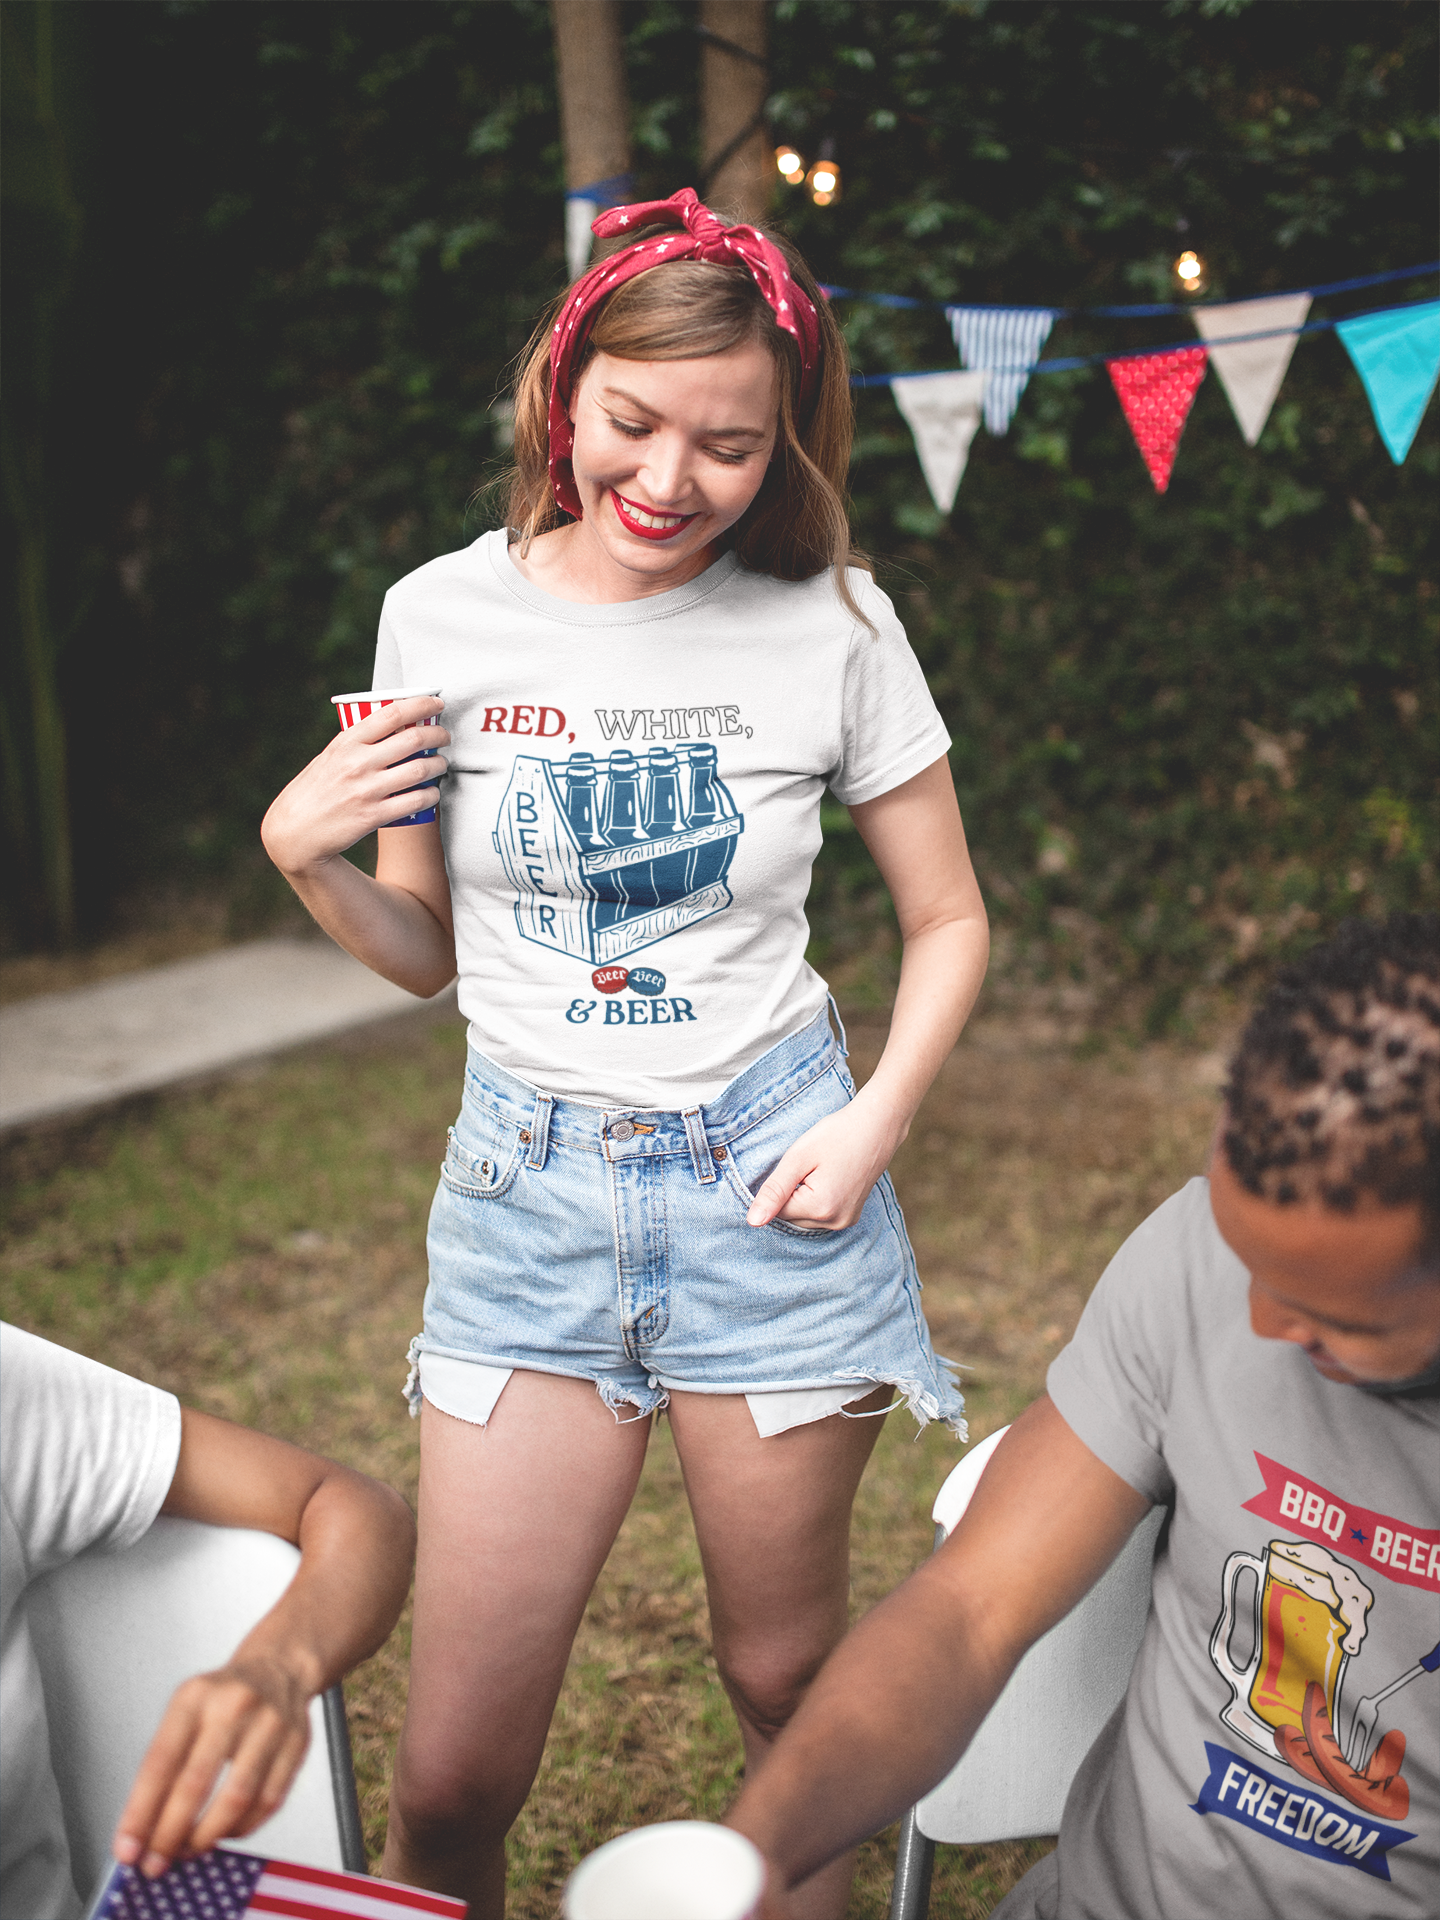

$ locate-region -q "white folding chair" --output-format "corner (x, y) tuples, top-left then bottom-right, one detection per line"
(889, 1426), (1164, 1920)
(25, 1514), (367, 1906)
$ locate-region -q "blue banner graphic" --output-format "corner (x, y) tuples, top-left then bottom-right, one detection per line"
(1189, 1741), (1415, 1882)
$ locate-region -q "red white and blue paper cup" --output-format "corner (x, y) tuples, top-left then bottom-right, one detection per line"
(331, 686), (444, 827)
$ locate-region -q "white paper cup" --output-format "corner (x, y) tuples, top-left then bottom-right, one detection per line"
(563, 1823), (764, 1920)
(330, 686), (443, 826)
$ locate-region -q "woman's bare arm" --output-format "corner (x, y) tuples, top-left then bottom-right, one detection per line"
(747, 755), (988, 1229)
(261, 694), (457, 997)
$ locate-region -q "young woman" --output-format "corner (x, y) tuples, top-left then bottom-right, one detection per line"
(262, 189), (988, 1919)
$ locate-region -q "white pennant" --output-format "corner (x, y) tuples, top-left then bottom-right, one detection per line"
(1192, 293), (1312, 446)
(891, 371), (990, 511)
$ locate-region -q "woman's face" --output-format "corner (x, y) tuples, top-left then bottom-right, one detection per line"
(566, 343), (779, 591)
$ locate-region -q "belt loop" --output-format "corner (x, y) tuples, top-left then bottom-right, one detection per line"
(826, 991), (850, 1059)
(682, 1106), (716, 1185)
(527, 1092), (553, 1170)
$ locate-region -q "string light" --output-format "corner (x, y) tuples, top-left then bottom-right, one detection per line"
(1172, 248), (1208, 295)
(775, 144), (805, 185)
(807, 142), (841, 206)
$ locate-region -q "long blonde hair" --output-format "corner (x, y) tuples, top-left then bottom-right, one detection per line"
(502, 229), (873, 626)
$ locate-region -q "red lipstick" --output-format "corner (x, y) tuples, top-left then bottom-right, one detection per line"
(609, 490), (699, 542)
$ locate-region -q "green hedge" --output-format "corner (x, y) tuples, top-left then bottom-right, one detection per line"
(2, 0), (1435, 1012)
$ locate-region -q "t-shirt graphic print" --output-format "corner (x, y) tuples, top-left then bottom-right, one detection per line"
(494, 737), (743, 979)
(1195, 1467), (1427, 1883)
(373, 531), (950, 1108)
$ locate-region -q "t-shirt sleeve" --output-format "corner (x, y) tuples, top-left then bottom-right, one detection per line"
(1044, 1183), (1214, 1506)
(0, 1323), (182, 1582)
(372, 602), (405, 691)
(827, 577), (952, 806)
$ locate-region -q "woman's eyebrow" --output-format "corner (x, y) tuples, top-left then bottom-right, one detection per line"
(599, 386), (770, 438)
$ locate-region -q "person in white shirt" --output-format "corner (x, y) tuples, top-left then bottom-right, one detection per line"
(0, 1323), (415, 1920)
(262, 187), (989, 1919)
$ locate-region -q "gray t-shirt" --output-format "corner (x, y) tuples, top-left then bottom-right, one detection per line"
(373, 531), (950, 1107)
(995, 1178), (1438, 1920)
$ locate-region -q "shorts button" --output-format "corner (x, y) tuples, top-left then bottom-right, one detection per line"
(518, 1129), (531, 1144)
(611, 1119), (635, 1142)
(712, 1144), (727, 1160)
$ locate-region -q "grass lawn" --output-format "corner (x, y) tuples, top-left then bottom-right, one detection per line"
(1, 995), (1226, 1915)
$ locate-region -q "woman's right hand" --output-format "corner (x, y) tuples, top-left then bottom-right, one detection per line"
(261, 696), (449, 877)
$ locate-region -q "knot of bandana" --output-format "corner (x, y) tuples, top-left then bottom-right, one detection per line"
(546, 187), (821, 519)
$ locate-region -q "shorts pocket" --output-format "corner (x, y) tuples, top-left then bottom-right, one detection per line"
(719, 1155), (837, 1238)
(438, 1111), (525, 1199)
(719, 1064), (854, 1239)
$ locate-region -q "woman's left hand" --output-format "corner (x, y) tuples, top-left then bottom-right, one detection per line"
(745, 1093), (904, 1232)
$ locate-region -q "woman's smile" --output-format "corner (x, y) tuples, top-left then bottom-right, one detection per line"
(608, 490), (700, 541)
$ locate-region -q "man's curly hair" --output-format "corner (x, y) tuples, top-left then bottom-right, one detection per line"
(1222, 914), (1440, 1223)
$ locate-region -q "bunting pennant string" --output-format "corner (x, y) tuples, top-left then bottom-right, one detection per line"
(1192, 293), (1311, 445)
(948, 308), (1056, 433)
(1335, 299), (1440, 465)
(1107, 347), (1208, 493)
(891, 370), (989, 510)
(820, 259), (1440, 319)
(830, 262), (1437, 502)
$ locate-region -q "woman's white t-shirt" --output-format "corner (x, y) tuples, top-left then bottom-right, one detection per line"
(373, 530), (950, 1108)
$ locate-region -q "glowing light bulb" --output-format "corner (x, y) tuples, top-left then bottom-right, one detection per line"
(1172, 249), (1207, 294)
(775, 145), (805, 183)
(806, 157), (841, 205)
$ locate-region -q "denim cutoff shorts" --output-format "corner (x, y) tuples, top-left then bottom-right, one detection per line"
(413, 1003), (965, 1430)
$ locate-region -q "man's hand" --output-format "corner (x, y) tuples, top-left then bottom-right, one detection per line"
(109, 1408), (415, 1877)
(112, 1654), (313, 1876)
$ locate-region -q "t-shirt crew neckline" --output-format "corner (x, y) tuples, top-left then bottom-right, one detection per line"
(489, 528), (743, 627)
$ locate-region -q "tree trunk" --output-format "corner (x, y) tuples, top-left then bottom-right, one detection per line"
(699, 0), (769, 226)
(550, 0), (632, 278)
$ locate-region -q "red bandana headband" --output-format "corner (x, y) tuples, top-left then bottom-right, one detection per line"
(546, 187), (822, 519)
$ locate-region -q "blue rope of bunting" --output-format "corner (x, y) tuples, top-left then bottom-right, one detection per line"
(823, 258), (1440, 320)
(848, 295), (1436, 387)
(565, 172), (636, 207)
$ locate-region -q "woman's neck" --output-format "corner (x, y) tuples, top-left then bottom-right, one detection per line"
(507, 519), (723, 605)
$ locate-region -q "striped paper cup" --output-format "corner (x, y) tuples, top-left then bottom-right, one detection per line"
(331, 686), (443, 826)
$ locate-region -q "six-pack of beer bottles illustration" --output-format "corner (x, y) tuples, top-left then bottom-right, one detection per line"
(493, 748), (744, 965)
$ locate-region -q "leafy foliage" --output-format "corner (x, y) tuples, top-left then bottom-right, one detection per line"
(2, 1), (1435, 1015)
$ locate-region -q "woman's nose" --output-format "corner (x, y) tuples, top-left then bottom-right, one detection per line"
(636, 437), (692, 506)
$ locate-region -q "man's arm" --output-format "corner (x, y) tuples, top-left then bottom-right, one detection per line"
(726, 1396), (1151, 1895)
(113, 1409), (416, 1876)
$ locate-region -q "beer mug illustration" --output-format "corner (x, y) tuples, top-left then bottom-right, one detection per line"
(1209, 1538), (1374, 1757)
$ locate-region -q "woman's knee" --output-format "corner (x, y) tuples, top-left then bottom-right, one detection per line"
(390, 1740), (533, 1852)
(714, 1637), (832, 1740)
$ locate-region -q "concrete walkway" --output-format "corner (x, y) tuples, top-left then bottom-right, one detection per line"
(0, 938), (455, 1132)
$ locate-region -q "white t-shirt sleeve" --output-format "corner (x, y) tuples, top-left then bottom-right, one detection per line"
(827, 575), (952, 807)
(372, 604), (405, 690)
(0, 1323), (182, 1580)
(0, 1325), (182, 1920)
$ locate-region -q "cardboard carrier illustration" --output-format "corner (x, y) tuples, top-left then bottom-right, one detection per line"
(494, 748), (744, 964)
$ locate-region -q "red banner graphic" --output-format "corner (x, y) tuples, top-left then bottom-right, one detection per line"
(1242, 1453), (1439, 1592)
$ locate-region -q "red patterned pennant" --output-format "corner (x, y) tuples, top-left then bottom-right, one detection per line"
(1107, 346), (1208, 493)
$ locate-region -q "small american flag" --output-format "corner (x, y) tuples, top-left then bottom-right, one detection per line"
(91, 1848), (466, 1920)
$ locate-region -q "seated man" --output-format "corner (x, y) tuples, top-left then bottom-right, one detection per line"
(0, 1323), (416, 1920)
(728, 914), (1438, 1917)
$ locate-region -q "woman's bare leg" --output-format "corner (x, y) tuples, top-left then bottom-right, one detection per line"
(666, 1387), (891, 1920)
(382, 1372), (651, 1918)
